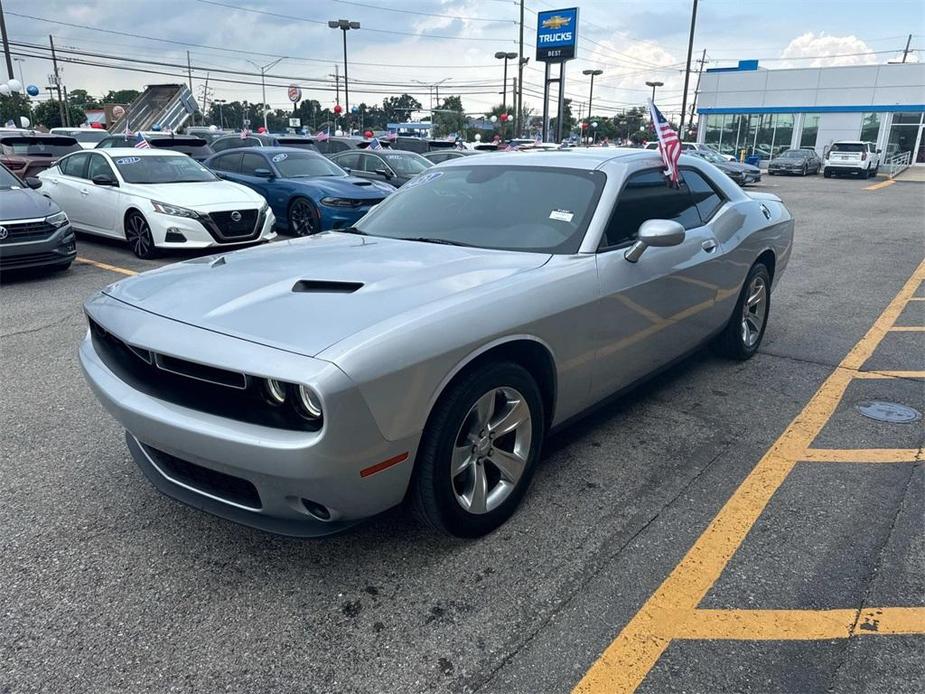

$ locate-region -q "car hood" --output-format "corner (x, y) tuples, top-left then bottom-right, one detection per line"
(290, 175), (391, 199)
(121, 180), (261, 208)
(720, 161), (761, 174)
(102, 233), (550, 357)
(0, 186), (60, 221)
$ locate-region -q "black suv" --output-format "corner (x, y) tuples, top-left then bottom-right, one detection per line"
(210, 133), (320, 154)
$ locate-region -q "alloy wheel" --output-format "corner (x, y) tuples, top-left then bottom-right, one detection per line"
(450, 386), (532, 515)
(126, 214), (153, 258)
(741, 275), (768, 348)
(289, 200), (317, 236)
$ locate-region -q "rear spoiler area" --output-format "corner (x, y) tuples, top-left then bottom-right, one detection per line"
(745, 191), (783, 203)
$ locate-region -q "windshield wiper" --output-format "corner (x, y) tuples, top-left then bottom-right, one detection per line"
(406, 237), (471, 247)
(338, 226), (368, 235)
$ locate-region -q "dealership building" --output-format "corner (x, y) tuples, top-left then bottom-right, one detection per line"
(695, 61), (925, 164)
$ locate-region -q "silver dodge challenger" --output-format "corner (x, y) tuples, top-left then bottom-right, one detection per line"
(80, 149), (793, 538)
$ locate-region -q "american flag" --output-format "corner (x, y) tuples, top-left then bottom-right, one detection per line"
(240, 128), (252, 140)
(504, 142), (516, 152)
(647, 99), (681, 186)
(386, 131), (397, 141)
(314, 130), (329, 142)
(368, 137), (382, 151)
(134, 133), (150, 149)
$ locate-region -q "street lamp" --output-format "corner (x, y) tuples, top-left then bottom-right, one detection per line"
(329, 19), (360, 130)
(494, 51), (517, 136)
(213, 99), (226, 130)
(12, 58), (25, 88)
(582, 68), (602, 146)
(645, 80), (664, 102)
(246, 58), (284, 131)
(591, 121), (599, 144)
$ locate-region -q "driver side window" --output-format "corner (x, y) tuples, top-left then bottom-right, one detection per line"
(600, 169), (701, 249)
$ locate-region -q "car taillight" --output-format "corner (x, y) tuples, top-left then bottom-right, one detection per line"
(0, 157), (25, 170)
(861, 151), (867, 161)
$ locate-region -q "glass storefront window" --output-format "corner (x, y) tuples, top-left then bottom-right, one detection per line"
(892, 112), (924, 125)
(704, 114), (722, 148)
(772, 114), (794, 156)
(886, 124), (919, 157)
(754, 114), (774, 158)
(859, 113), (881, 143)
(800, 114), (820, 148)
(721, 114), (739, 156)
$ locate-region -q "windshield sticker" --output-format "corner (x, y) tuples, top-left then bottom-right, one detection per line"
(271, 153), (288, 163)
(403, 171), (443, 189)
(549, 209), (574, 222)
(115, 157), (141, 165)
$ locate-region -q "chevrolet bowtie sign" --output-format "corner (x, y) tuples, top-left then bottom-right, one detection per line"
(536, 7), (578, 63)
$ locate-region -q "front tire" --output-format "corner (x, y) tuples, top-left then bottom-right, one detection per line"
(713, 262), (771, 361)
(288, 197), (319, 237)
(801, 164), (807, 176)
(125, 211), (158, 259)
(410, 361), (544, 537)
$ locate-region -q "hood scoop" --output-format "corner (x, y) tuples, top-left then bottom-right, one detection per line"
(292, 279), (364, 294)
(352, 181), (373, 186)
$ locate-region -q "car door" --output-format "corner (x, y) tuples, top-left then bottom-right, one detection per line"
(592, 167), (728, 398)
(209, 152), (244, 182)
(356, 153), (395, 184)
(235, 152), (274, 202)
(78, 153), (119, 234)
(44, 151), (90, 225)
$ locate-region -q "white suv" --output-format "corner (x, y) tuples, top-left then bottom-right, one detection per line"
(823, 141), (880, 178)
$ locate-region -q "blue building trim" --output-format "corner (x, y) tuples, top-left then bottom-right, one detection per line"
(699, 104), (925, 114)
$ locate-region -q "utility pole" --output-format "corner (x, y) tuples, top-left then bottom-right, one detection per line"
(0, 0), (14, 80)
(688, 50), (707, 132)
(62, 84), (70, 126)
(186, 50), (194, 125)
(516, 0), (524, 137)
(49, 35), (66, 127)
(678, 0), (699, 136)
(901, 34), (912, 63)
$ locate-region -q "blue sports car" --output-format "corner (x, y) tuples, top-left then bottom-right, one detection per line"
(205, 147), (396, 235)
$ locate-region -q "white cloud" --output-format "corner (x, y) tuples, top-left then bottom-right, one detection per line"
(778, 32), (877, 69)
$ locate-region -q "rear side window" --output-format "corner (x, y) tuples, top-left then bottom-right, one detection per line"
(60, 152), (90, 178)
(682, 169), (724, 222)
(210, 153), (242, 173)
(601, 169), (701, 248)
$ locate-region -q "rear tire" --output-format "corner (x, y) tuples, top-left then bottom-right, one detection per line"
(410, 361), (544, 537)
(125, 211), (158, 259)
(823, 168), (831, 178)
(713, 262), (771, 361)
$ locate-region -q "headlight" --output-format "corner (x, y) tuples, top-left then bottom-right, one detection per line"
(320, 197), (359, 207)
(296, 385), (323, 420)
(264, 379), (287, 406)
(151, 200), (200, 218)
(46, 211), (69, 228)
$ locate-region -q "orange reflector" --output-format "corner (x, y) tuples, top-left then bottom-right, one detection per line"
(360, 452), (409, 478)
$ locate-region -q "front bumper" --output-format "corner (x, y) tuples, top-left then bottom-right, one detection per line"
(318, 204), (377, 231)
(79, 295), (419, 537)
(148, 207), (277, 250)
(0, 223), (76, 270)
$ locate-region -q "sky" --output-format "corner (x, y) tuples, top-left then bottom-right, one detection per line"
(2, 0), (923, 121)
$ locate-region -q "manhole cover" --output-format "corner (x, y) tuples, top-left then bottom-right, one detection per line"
(855, 401), (922, 424)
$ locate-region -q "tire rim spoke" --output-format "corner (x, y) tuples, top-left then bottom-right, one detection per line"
(450, 444), (474, 479)
(489, 397), (529, 438)
(489, 447), (526, 484)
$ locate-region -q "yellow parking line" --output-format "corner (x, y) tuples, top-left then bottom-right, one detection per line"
(857, 607), (925, 635)
(865, 179), (896, 191)
(855, 370), (925, 379)
(909, 297), (925, 302)
(573, 258), (925, 694)
(889, 326), (925, 332)
(76, 257), (138, 276)
(801, 448), (923, 463)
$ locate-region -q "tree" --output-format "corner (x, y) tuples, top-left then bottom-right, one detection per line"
(382, 94), (422, 125)
(548, 98), (574, 142)
(0, 94), (31, 126)
(102, 89), (140, 105)
(32, 100), (87, 129)
(68, 89), (101, 110)
(431, 95), (466, 138)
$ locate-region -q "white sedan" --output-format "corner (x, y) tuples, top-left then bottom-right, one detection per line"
(38, 148), (275, 258)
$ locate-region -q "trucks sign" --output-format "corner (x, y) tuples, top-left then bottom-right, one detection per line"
(535, 7), (578, 63)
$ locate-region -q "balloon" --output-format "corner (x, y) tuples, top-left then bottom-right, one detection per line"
(592, 121), (598, 127)
(26, 84), (39, 97)
(113, 105), (125, 119)
(333, 104), (343, 114)
(7, 79), (22, 93)
(364, 129), (373, 139)
(19, 116), (30, 128)
(151, 123), (162, 131)
(208, 124), (218, 132)
(0, 84), (10, 97)
(499, 113), (508, 122)
(351, 106), (358, 113)
(489, 115), (498, 123)
(334, 129), (344, 136)
(474, 133), (482, 141)
(257, 126), (267, 134)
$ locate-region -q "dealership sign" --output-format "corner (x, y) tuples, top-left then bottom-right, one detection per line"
(288, 84), (302, 103)
(535, 7), (578, 62)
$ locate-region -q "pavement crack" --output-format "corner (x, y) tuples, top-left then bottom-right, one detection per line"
(759, 349), (924, 384)
(1, 314), (76, 339)
(465, 438), (736, 694)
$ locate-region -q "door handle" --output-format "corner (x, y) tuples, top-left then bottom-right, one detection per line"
(701, 239), (717, 252)
(80, 189), (90, 196)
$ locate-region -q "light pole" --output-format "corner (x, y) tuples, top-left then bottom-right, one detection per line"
(646, 80), (664, 102)
(329, 19), (360, 132)
(247, 58), (283, 131)
(214, 98), (226, 129)
(591, 121), (599, 144)
(495, 51), (517, 137)
(582, 68), (602, 145)
(12, 57), (24, 87)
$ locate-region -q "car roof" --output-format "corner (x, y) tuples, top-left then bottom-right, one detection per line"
(435, 147), (660, 170)
(95, 147), (186, 157)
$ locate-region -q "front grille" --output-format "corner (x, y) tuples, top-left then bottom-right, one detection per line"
(0, 251), (64, 268)
(198, 209), (263, 243)
(88, 316), (319, 431)
(0, 220), (56, 244)
(142, 443), (262, 510)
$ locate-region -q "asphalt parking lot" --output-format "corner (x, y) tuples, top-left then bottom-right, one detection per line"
(1, 172), (923, 693)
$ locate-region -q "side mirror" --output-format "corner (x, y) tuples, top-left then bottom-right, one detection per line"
(624, 219), (685, 263)
(876, 149), (882, 154)
(254, 168), (273, 178)
(375, 168), (393, 180)
(92, 174), (118, 187)
(342, 166), (352, 173)
(25, 176), (42, 189)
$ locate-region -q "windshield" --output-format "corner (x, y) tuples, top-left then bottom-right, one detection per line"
(0, 165), (23, 189)
(380, 151), (432, 176)
(112, 155), (218, 184)
(271, 151), (345, 177)
(354, 165), (605, 254)
(275, 138), (319, 152)
(1, 137), (80, 157)
(780, 150), (805, 158)
(149, 139), (213, 158)
(697, 150), (725, 164)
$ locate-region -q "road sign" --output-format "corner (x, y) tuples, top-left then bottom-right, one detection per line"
(535, 7), (579, 63)
(289, 117), (301, 128)
(288, 84), (302, 103)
